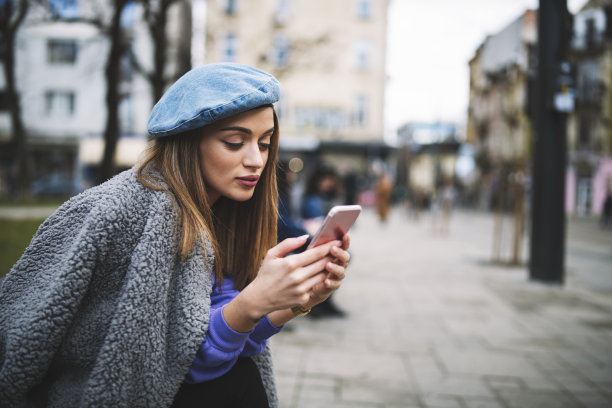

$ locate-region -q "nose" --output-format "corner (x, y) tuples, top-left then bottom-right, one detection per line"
(243, 141), (265, 169)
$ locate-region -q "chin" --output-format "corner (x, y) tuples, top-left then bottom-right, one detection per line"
(227, 191), (256, 202)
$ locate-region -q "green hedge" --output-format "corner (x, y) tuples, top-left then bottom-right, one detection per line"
(0, 218), (45, 277)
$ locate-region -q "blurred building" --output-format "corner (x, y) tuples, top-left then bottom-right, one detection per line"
(202, 0), (391, 176)
(0, 0), (190, 194)
(467, 3), (612, 217)
(467, 10), (536, 166)
(466, 10), (536, 214)
(396, 122), (461, 198)
(566, 0), (612, 216)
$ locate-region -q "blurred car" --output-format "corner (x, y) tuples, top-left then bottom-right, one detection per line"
(32, 173), (80, 196)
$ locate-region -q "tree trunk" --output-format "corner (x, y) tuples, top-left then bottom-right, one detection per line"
(174, 0), (192, 79)
(1, 0), (31, 198)
(97, 0), (128, 184)
(150, 3), (168, 103)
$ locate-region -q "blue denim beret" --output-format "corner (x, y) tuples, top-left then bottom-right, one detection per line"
(147, 62), (281, 138)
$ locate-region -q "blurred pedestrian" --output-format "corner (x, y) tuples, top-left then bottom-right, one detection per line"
(277, 160), (309, 243)
(601, 184), (612, 229)
(343, 169), (359, 205)
(439, 180), (456, 234)
(0, 63), (351, 408)
(301, 164), (340, 234)
(375, 172), (393, 223)
(300, 164), (346, 318)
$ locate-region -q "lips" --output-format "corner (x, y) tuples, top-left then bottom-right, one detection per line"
(236, 175), (260, 187)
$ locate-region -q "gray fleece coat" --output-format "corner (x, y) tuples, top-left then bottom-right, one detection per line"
(0, 168), (278, 407)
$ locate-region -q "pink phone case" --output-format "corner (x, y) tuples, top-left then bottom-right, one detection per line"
(307, 205), (362, 249)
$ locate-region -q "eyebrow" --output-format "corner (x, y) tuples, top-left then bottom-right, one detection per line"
(219, 126), (275, 136)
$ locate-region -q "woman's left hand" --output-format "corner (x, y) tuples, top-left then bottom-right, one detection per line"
(306, 234), (351, 308)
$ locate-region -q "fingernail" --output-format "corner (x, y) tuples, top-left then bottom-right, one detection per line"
(298, 234), (309, 241)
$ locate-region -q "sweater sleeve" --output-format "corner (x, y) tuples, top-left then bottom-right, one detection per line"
(185, 276), (282, 383)
(240, 316), (282, 357)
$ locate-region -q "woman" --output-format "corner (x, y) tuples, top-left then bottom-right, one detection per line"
(0, 63), (350, 408)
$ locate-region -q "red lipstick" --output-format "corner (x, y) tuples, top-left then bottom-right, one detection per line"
(236, 175), (259, 187)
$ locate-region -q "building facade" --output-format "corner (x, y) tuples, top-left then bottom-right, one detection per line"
(202, 0), (390, 176)
(566, 0), (612, 216)
(467, 2), (612, 216)
(466, 9), (537, 165)
(396, 122), (461, 198)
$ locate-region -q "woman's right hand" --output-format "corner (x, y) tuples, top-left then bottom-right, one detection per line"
(223, 235), (338, 332)
(250, 235), (341, 313)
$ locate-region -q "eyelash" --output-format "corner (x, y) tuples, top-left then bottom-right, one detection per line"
(222, 141), (271, 151)
(222, 141), (243, 150)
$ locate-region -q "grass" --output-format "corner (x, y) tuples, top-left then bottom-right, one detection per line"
(0, 218), (46, 277)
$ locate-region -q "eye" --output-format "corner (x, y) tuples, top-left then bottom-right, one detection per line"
(258, 142), (271, 151)
(222, 140), (243, 150)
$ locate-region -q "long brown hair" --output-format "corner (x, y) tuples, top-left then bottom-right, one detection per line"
(137, 108), (279, 289)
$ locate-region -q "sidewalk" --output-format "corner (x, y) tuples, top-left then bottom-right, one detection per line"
(271, 208), (612, 408)
(0, 205), (58, 220)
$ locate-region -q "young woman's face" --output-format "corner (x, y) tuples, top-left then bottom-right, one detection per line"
(199, 107), (275, 204)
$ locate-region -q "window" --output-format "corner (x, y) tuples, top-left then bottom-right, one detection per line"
(578, 116), (593, 149)
(222, 33), (237, 62)
(351, 95), (369, 127)
(224, 0), (238, 15)
(47, 39), (78, 64)
(49, 0), (79, 19)
(353, 38), (371, 70)
(121, 1), (137, 28)
(119, 94), (134, 132)
(355, 0), (372, 19)
(120, 44), (134, 81)
(270, 35), (290, 68)
(295, 107), (344, 131)
(0, 90), (9, 111)
(275, 0), (290, 25)
(45, 91), (75, 117)
(586, 18), (598, 50)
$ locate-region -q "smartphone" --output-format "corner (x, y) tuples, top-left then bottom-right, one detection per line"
(306, 205), (362, 249)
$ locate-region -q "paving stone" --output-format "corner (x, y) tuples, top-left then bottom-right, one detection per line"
(460, 396), (506, 408)
(420, 394), (463, 408)
(340, 380), (419, 405)
(303, 348), (410, 382)
(551, 372), (601, 393)
(483, 375), (525, 391)
(296, 400), (378, 408)
(496, 389), (581, 408)
(298, 381), (337, 403)
(523, 376), (565, 392)
(438, 349), (543, 378)
(571, 392), (612, 408)
(275, 373), (298, 408)
(416, 375), (495, 399)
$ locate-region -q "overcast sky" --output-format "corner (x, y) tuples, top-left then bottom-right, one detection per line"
(384, 0), (587, 143)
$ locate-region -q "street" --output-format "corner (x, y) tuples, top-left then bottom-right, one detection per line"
(271, 207), (612, 408)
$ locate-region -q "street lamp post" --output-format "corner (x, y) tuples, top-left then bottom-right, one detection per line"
(529, 0), (573, 283)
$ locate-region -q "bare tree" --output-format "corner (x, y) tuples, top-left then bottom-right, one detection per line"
(98, 0), (130, 184)
(131, 0), (191, 103)
(0, 0), (31, 198)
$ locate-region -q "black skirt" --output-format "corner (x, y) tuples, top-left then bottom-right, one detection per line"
(171, 357), (269, 408)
